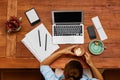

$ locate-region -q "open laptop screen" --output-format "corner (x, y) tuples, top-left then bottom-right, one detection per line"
(53, 11), (83, 23)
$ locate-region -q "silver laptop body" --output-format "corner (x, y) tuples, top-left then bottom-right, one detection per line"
(52, 11), (84, 44)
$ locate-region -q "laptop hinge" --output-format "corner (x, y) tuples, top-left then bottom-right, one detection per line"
(55, 22), (81, 25)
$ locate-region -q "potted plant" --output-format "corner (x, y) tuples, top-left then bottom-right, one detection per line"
(5, 16), (22, 33)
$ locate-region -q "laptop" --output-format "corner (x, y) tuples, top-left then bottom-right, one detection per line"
(52, 11), (84, 44)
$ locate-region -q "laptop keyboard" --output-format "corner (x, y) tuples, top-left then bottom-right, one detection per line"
(54, 25), (82, 36)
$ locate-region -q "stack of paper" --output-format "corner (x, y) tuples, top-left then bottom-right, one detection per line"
(21, 23), (59, 62)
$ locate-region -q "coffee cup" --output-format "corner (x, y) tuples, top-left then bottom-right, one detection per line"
(89, 40), (104, 55)
(73, 46), (85, 56)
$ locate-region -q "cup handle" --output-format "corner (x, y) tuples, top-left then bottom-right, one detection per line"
(104, 46), (107, 50)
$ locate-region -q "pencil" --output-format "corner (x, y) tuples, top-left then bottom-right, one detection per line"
(38, 30), (41, 47)
(45, 34), (47, 51)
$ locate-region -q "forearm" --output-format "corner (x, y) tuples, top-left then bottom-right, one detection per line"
(89, 63), (104, 80)
(41, 51), (63, 65)
(40, 45), (77, 65)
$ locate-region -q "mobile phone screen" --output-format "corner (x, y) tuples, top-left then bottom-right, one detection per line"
(87, 26), (96, 39)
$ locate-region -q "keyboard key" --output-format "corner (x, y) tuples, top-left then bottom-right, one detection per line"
(54, 25), (82, 36)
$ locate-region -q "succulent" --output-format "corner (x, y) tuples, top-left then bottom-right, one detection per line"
(5, 16), (22, 33)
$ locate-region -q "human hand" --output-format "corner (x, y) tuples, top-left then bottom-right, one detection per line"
(84, 52), (94, 66)
(57, 45), (79, 55)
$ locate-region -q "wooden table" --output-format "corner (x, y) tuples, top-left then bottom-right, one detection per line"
(0, 0), (120, 68)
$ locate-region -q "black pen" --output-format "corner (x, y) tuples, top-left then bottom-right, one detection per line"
(38, 29), (41, 47)
(45, 34), (47, 51)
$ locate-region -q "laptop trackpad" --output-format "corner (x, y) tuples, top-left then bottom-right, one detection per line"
(62, 37), (74, 43)
(53, 36), (84, 44)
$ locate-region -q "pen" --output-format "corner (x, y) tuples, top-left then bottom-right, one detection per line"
(38, 29), (41, 47)
(45, 33), (47, 51)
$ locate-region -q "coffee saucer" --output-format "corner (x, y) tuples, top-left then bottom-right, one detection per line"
(89, 40), (104, 55)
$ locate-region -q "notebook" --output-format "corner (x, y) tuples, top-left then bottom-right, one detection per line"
(22, 23), (59, 62)
(92, 16), (108, 41)
(52, 11), (84, 44)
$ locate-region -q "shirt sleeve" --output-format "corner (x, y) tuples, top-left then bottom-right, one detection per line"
(40, 65), (58, 80)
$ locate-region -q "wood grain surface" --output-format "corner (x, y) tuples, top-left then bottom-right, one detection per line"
(0, 0), (120, 68)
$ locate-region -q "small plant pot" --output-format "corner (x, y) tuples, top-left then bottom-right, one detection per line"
(7, 26), (21, 33)
(6, 16), (22, 33)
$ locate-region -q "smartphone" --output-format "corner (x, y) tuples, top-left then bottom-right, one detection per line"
(87, 26), (96, 39)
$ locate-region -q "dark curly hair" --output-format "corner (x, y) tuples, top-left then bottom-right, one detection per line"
(64, 60), (83, 80)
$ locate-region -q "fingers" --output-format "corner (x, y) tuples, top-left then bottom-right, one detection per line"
(84, 52), (87, 57)
(84, 52), (91, 60)
(67, 45), (79, 49)
(84, 52), (90, 57)
(84, 53), (87, 59)
(68, 51), (75, 55)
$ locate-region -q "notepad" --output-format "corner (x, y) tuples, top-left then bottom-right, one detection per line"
(92, 16), (108, 41)
(22, 23), (59, 62)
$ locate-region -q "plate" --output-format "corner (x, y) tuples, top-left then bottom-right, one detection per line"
(89, 40), (104, 55)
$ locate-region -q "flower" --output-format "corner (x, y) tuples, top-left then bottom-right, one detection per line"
(5, 16), (22, 33)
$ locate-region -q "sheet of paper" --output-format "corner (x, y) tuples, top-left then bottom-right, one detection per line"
(22, 23), (59, 62)
(92, 16), (108, 41)
(22, 37), (41, 62)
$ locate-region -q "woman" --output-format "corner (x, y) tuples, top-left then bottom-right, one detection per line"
(40, 45), (103, 80)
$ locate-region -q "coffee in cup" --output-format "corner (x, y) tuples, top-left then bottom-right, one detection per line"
(73, 46), (85, 56)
